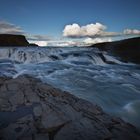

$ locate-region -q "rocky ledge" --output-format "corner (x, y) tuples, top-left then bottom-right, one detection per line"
(0, 75), (140, 140)
(91, 37), (140, 64)
(0, 34), (38, 47)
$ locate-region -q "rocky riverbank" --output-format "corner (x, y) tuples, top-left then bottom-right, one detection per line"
(91, 37), (140, 64)
(0, 75), (140, 140)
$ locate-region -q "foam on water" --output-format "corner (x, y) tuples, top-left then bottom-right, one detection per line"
(122, 100), (140, 128)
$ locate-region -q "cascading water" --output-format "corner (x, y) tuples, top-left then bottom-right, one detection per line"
(0, 47), (140, 128)
(0, 47), (106, 64)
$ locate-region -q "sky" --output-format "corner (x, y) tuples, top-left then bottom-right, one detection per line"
(0, 0), (140, 46)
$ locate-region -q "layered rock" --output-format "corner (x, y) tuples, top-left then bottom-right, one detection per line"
(91, 37), (140, 64)
(0, 75), (140, 140)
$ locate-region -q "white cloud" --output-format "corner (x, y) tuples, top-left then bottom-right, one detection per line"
(29, 40), (48, 46)
(0, 21), (24, 34)
(84, 37), (112, 45)
(55, 41), (76, 47)
(46, 40), (78, 47)
(27, 34), (51, 41)
(81, 23), (106, 36)
(46, 37), (113, 47)
(63, 23), (81, 38)
(29, 38), (113, 47)
(124, 29), (140, 35)
(29, 40), (78, 47)
(63, 23), (106, 38)
(63, 23), (120, 38)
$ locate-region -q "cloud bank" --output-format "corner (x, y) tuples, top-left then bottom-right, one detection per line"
(29, 40), (48, 46)
(84, 37), (112, 45)
(0, 21), (24, 34)
(27, 34), (51, 41)
(123, 29), (140, 35)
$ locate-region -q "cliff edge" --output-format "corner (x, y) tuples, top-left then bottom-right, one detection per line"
(91, 37), (140, 63)
(0, 34), (38, 47)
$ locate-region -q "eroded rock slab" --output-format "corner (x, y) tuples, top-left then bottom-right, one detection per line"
(0, 75), (140, 140)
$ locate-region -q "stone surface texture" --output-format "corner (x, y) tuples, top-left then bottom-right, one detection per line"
(0, 75), (140, 140)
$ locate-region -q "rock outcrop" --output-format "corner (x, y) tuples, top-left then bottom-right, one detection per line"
(0, 75), (140, 140)
(91, 37), (140, 64)
(0, 34), (38, 47)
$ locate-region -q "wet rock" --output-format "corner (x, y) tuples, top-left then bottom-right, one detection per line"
(34, 134), (49, 140)
(0, 75), (140, 140)
(0, 114), (36, 140)
(9, 92), (25, 106)
(0, 98), (11, 111)
(33, 105), (42, 117)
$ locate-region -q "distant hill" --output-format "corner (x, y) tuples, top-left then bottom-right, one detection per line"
(91, 37), (140, 64)
(0, 34), (38, 47)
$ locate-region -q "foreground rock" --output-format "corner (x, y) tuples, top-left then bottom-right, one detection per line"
(0, 34), (38, 47)
(0, 75), (140, 140)
(91, 37), (140, 64)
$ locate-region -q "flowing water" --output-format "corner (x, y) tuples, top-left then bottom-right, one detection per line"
(0, 47), (140, 128)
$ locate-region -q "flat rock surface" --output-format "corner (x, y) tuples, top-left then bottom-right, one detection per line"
(0, 75), (140, 140)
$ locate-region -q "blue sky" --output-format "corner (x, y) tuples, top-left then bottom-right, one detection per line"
(0, 0), (140, 46)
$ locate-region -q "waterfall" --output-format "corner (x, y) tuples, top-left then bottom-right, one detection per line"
(0, 47), (122, 65)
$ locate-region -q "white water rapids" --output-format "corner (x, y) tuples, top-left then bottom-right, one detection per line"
(0, 47), (140, 128)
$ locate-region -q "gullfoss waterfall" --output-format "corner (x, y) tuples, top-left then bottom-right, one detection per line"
(0, 47), (140, 128)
